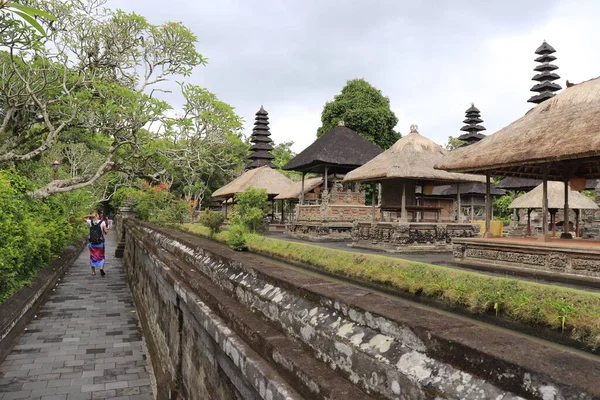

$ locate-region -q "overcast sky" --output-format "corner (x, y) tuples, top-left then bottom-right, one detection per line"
(111, 0), (600, 153)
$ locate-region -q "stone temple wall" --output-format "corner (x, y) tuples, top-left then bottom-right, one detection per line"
(121, 219), (598, 399)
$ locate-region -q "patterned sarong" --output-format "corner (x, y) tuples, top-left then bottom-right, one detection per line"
(88, 242), (105, 268)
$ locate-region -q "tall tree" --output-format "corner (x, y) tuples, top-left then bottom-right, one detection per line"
(0, 0), (205, 197)
(317, 79), (400, 149)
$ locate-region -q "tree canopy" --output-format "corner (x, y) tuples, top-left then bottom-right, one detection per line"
(317, 79), (400, 149)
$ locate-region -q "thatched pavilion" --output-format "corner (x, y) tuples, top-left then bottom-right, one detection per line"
(273, 177), (323, 223)
(212, 165), (294, 218)
(439, 45), (600, 277)
(509, 182), (598, 237)
(345, 125), (485, 221)
(279, 122), (383, 241)
(437, 76), (600, 240)
(283, 121), (382, 202)
(343, 125), (485, 251)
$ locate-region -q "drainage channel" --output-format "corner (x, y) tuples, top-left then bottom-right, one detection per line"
(248, 248), (600, 363)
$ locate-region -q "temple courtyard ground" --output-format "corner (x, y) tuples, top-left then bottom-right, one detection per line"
(0, 233), (154, 400)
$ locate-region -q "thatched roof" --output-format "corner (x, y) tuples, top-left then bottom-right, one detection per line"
(283, 122), (383, 174)
(436, 77), (600, 180)
(497, 177), (598, 191)
(432, 183), (505, 197)
(212, 165), (294, 198)
(274, 177), (323, 201)
(344, 125), (485, 184)
(509, 182), (599, 210)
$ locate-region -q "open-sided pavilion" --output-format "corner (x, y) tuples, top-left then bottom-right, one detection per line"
(343, 125), (485, 252)
(280, 122), (383, 241)
(437, 77), (600, 277)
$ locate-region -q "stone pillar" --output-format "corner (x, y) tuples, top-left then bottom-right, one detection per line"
(114, 200), (136, 258)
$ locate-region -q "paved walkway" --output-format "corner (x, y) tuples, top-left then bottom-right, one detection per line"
(0, 233), (154, 400)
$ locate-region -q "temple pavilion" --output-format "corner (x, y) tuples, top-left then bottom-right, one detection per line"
(343, 125), (485, 252)
(508, 182), (598, 238)
(280, 121), (383, 241)
(212, 107), (294, 218)
(437, 42), (600, 277)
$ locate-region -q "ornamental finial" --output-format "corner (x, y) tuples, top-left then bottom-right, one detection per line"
(410, 124), (418, 133)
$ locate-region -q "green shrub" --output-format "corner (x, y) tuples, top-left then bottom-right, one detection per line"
(227, 225), (247, 251)
(199, 210), (225, 235)
(0, 170), (89, 303)
(229, 188), (268, 232)
(113, 183), (191, 225)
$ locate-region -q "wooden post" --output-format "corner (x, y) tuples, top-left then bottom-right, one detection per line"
(484, 174), (492, 237)
(539, 170), (550, 242)
(575, 209), (580, 237)
(456, 183), (461, 223)
(300, 172), (305, 205)
(551, 210), (556, 237)
(281, 200), (285, 223)
(527, 208), (532, 236)
(561, 179), (572, 239)
(401, 181), (408, 221)
(471, 204), (474, 221)
(271, 199), (275, 223)
(371, 182), (376, 220)
(224, 197), (228, 219)
(324, 166), (328, 192)
(377, 183), (382, 206)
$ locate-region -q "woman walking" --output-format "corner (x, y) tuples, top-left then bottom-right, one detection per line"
(83, 212), (109, 276)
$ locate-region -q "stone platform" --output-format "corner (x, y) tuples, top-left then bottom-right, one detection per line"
(285, 221), (355, 241)
(453, 237), (600, 278)
(351, 221), (480, 252)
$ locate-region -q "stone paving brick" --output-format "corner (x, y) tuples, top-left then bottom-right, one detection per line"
(0, 235), (153, 399)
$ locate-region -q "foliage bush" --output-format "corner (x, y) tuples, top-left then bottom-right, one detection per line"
(199, 210), (225, 235)
(493, 193), (517, 223)
(229, 188), (268, 232)
(0, 171), (89, 303)
(227, 225), (247, 251)
(182, 223), (600, 350)
(112, 183), (192, 225)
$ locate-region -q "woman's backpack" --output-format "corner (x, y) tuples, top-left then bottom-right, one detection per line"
(89, 221), (103, 244)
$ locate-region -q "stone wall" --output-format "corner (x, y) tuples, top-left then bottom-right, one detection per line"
(453, 238), (600, 278)
(122, 220), (599, 399)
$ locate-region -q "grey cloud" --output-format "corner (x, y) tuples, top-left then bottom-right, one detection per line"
(110, 0), (586, 150)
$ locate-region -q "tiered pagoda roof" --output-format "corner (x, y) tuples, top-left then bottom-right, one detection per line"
(247, 106), (275, 170)
(528, 41), (562, 104)
(457, 104), (486, 145)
